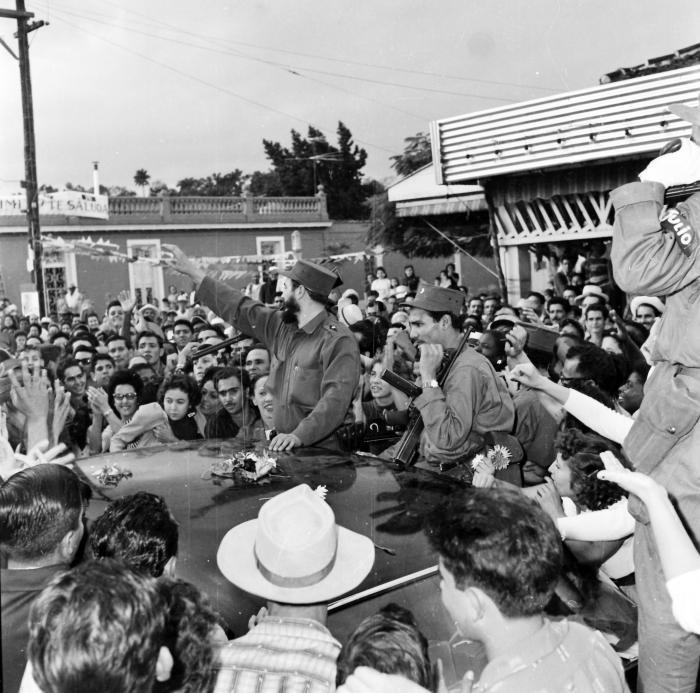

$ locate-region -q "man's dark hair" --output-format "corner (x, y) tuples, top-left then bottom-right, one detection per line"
(106, 299), (122, 311)
(157, 373), (201, 410)
(56, 356), (83, 383)
(105, 333), (129, 348)
(137, 329), (164, 347)
(336, 603), (435, 690)
(424, 487), (562, 618)
(93, 353), (115, 367)
(69, 332), (99, 349)
(213, 366), (250, 392)
(547, 296), (570, 312)
(107, 369), (144, 412)
(0, 465), (91, 560)
(243, 343), (269, 360)
(50, 331), (71, 344)
(558, 318), (585, 340)
(527, 291), (545, 307)
(72, 344), (96, 358)
(173, 318), (193, 332)
(583, 301), (608, 320)
(28, 559), (167, 693)
(565, 343), (619, 397)
(90, 492), (179, 578)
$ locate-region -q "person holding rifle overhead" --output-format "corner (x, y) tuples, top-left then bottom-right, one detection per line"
(388, 283), (514, 469)
(162, 244), (360, 452)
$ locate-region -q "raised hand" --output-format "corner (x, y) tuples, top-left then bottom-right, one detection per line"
(535, 477), (565, 521)
(504, 324), (528, 359)
(51, 383), (74, 446)
(509, 363), (547, 390)
(87, 386), (110, 416)
(597, 467), (664, 505)
(8, 362), (50, 420)
(161, 244), (205, 283)
(418, 343), (443, 382)
(118, 290), (136, 313)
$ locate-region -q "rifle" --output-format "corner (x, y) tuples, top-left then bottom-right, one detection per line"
(665, 182), (700, 202)
(660, 138), (700, 203)
(191, 333), (249, 359)
(381, 327), (473, 468)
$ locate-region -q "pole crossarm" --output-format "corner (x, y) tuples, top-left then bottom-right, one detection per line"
(0, 8), (33, 18)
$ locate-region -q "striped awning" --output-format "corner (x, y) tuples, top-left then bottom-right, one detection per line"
(396, 196), (486, 217)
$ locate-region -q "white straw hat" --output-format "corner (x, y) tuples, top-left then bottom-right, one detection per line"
(217, 484), (374, 604)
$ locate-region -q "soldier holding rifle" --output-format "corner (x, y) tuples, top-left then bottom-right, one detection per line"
(162, 244), (360, 452)
(387, 284), (514, 468)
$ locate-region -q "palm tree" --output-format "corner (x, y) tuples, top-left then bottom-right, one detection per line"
(133, 168), (151, 197)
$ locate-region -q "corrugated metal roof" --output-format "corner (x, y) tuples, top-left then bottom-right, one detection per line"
(430, 64), (700, 184)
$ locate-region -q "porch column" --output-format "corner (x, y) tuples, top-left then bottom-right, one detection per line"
(499, 245), (531, 304)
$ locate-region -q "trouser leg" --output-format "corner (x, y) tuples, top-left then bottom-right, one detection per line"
(635, 521), (700, 692)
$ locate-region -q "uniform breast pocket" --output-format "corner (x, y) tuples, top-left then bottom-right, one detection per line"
(625, 370), (700, 474)
(292, 365), (322, 409)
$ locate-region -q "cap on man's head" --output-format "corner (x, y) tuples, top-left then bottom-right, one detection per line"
(279, 259), (342, 297)
(401, 282), (463, 316)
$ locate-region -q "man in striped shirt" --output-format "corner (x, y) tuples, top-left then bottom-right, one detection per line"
(213, 484), (375, 693)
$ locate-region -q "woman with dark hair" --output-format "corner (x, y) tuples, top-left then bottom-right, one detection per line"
(370, 267), (392, 302)
(87, 369), (145, 453)
(540, 432), (635, 594)
(108, 373), (202, 451)
(153, 374), (203, 443)
(197, 367), (222, 426)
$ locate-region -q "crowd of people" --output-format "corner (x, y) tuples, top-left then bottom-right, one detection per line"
(2, 117), (700, 692)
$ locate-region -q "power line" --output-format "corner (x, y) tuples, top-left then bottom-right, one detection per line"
(97, 0), (558, 93)
(49, 15), (399, 156)
(36, 2), (520, 102)
(34, 2), (432, 121)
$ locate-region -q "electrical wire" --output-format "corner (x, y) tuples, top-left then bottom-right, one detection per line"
(97, 0), (557, 93)
(34, 2), (521, 102)
(48, 14), (399, 156)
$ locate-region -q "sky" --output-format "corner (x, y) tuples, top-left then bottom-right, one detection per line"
(1, 0), (699, 194)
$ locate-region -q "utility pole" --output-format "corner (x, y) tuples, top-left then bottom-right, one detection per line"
(0, 1), (47, 314)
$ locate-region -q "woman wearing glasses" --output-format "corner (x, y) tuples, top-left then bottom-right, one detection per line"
(87, 369), (149, 453)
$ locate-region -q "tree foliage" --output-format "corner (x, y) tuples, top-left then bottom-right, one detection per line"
(260, 123), (369, 219)
(176, 170), (246, 196)
(367, 131), (490, 258)
(390, 132), (432, 177)
(133, 169), (150, 187)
